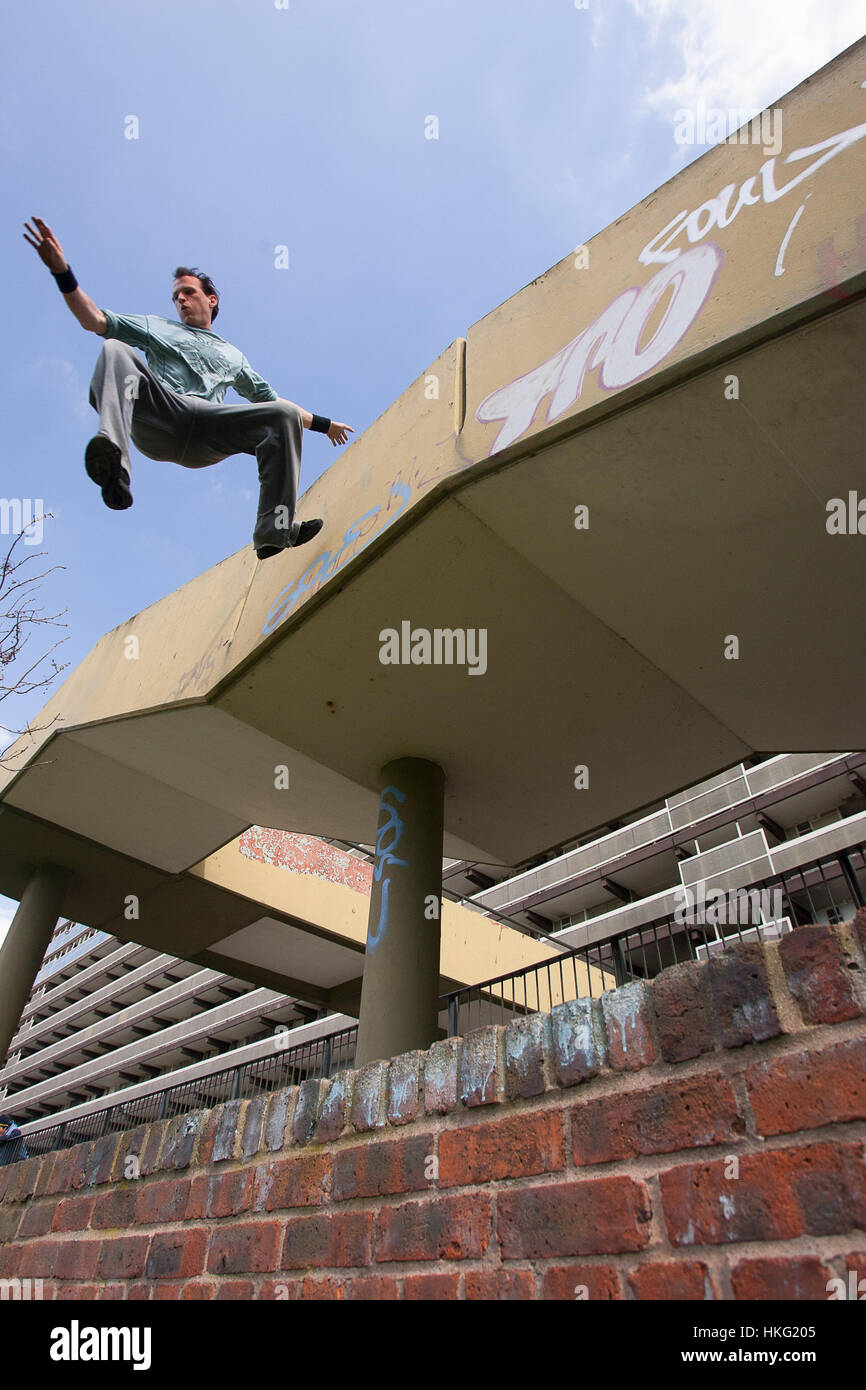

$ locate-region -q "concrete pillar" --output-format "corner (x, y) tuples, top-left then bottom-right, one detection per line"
(0, 864), (71, 1066)
(355, 757), (445, 1065)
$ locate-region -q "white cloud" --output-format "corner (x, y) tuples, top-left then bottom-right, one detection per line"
(627, 0), (866, 116)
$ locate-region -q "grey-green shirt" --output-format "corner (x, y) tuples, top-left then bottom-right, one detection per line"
(100, 311), (278, 404)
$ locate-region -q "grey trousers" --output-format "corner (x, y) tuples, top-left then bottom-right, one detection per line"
(88, 339), (304, 549)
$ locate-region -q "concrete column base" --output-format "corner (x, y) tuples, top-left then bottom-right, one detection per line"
(355, 757), (445, 1065)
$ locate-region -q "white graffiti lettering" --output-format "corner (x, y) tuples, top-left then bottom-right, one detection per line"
(640, 116), (866, 266)
(476, 243), (722, 453)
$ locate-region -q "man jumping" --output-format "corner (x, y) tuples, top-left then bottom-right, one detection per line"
(23, 216), (354, 559)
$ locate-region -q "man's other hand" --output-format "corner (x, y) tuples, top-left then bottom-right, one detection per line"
(327, 421), (354, 447)
(23, 217), (68, 273)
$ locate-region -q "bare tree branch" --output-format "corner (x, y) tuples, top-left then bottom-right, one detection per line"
(0, 516), (69, 769)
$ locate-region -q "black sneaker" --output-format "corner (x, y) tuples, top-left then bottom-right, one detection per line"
(255, 518), (323, 560)
(295, 518), (323, 546)
(85, 436), (133, 511)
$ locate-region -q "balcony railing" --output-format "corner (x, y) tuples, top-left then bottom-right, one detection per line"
(4, 843), (864, 1168)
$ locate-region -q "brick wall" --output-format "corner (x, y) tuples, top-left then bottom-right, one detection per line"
(2, 913), (866, 1301)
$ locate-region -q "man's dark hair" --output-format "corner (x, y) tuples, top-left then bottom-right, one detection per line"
(173, 265), (220, 322)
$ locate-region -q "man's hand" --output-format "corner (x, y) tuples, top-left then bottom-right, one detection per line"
(22, 217), (68, 273)
(327, 421), (354, 447)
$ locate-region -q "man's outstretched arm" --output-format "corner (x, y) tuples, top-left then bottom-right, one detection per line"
(23, 216), (106, 334)
(275, 398), (354, 447)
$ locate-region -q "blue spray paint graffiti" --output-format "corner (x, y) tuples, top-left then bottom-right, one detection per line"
(366, 784), (409, 953)
(262, 482), (412, 637)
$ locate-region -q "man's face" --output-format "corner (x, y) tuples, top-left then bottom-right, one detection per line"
(171, 275), (217, 329)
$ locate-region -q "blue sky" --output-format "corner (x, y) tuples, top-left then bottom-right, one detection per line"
(1, 0), (864, 941)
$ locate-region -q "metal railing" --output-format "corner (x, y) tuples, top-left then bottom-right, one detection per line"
(444, 843), (866, 1034)
(14, 1026), (358, 1162)
(3, 842), (864, 1168)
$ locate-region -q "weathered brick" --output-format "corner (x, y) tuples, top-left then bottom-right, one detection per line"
(459, 1026), (503, 1107)
(291, 1078), (327, 1145)
(8, 1155), (42, 1202)
(108, 1126), (149, 1183)
(652, 961), (715, 1063)
(504, 1014), (548, 1100)
(38, 1147), (79, 1197)
(746, 1038), (866, 1136)
(207, 1221), (281, 1275)
(34, 1145), (75, 1200)
(440, 1110), (564, 1187)
(344, 1276), (400, 1300)
(778, 924), (862, 1024)
(707, 941), (781, 1046)
(185, 1175), (208, 1221)
(50, 1196), (95, 1234)
(264, 1087), (295, 1152)
(97, 1283), (125, 1300)
(731, 1255), (834, 1300)
(146, 1228), (210, 1279)
(135, 1177), (192, 1225)
(852, 907), (866, 956)
(498, 1178), (651, 1259)
(128, 1282), (151, 1300)
(299, 1276), (348, 1300)
(628, 1260), (716, 1300)
(213, 1279), (253, 1300)
(350, 1062), (387, 1132)
(424, 1038), (459, 1115)
(571, 1073), (743, 1165)
(211, 1101), (243, 1163)
(16, 1203), (53, 1239)
(542, 1264), (621, 1300)
(258, 1151), (331, 1211)
(160, 1111), (204, 1170)
(241, 1097), (266, 1160)
(332, 1133), (432, 1201)
(465, 1269), (534, 1300)
(83, 1136), (120, 1188)
(206, 1169), (255, 1219)
(139, 1121), (170, 1175)
(0, 1205), (22, 1242)
(90, 1186), (138, 1229)
(96, 1235), (149, 1280)
(402, 1272), (461, 1299)
(153, 1284), (182, 1300)
(316, 1073), (351, 1142)
(387, 1051), (422, 1124)
(660, 1141), (866, 1248)
(183, 1280), (217, 1300)
(601, 982), (654, 1071)
(52, 1239), (102, 1280)
(282, 1211), (373, 1269)
(375, 1196), (490, 1263)
(57, 1283), (99, 1299)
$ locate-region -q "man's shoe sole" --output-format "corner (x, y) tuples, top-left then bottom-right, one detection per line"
(85, 436), (133, 511)
(255, 519), (323, 560)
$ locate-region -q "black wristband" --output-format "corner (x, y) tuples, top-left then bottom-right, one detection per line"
(310, 414), (331, 433)
(52, 265), (78, 294)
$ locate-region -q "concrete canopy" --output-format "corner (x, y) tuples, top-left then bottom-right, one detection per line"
(2, 40), (865, 985)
